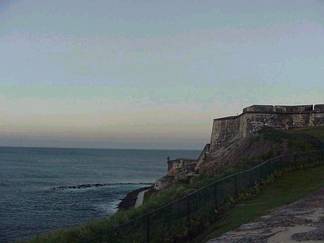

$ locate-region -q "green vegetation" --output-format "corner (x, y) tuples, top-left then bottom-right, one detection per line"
(28, 172), (235, 243)
(217, 127), (322, 172)
(289, 126), (324, 143)
(140, 134), (314, 219)
(28, 127), (324, 243)
(259, 127), (321, 150)
(198, 164), (324, 242)
(30, 158), (324, 243)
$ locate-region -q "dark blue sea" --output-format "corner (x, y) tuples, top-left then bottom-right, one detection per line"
(0, 147), (199, 243)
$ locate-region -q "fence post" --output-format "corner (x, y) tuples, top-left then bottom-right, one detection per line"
(145, 215), (150, 243)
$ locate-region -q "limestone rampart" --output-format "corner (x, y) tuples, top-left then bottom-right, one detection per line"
(210, 104), (324, 152)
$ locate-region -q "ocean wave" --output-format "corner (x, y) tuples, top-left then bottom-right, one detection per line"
(52, 182), (152, 191)
(0, 182), (9, 187)
(94, 201), (120, 215)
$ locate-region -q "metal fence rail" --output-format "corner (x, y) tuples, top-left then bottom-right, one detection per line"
(109, 150), (324, 243)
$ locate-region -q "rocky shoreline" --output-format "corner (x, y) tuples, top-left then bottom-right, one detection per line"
(117, 186), (152, 210)
(52, 182), (152, 191)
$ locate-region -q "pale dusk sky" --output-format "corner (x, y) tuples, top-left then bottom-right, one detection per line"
(0, 0), (324, 149)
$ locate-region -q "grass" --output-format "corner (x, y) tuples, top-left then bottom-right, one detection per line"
(30, 158), (324, 243)
(198, 164), (324, 242)
(27, 170), (233, 243)
(289, 126), (324, 143)
(145, 127), (324, 209)
(28, 127), (324, 243)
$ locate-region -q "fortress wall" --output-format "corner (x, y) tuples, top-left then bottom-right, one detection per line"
(210, 116), (240, 151)
(241, 112), (315, 135)
(315, 104), (324, 112)
(167, 104), (324, 180)
(210, 112), (291, 152)
(311, 112), (324, 126)
(312, 105), (324, 125)
(210, 104), (324, 153)
(240, 113), (282, 137)
(290, 113), (312, 128)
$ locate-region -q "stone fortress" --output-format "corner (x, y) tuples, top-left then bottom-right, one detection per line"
(155, 104), (324, 190)
(210, 104), (324, 152)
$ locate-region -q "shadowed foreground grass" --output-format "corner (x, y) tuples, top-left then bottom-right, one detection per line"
(198, 164), (324, 242)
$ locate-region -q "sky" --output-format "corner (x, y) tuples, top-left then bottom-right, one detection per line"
(0, 0), (324, 149)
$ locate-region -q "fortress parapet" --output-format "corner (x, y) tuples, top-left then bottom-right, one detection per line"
(274, 105), (313, 113)
(243, 105), (274, 113)
(243, 105), (314, 113)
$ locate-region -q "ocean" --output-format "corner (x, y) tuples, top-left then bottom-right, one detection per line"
(0, 147), (199, 243)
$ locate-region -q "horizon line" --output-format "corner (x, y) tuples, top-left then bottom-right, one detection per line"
(0, 145), (202, 151)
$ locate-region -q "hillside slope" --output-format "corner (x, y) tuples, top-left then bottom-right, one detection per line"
(288, 126), (324, 144)
(201, 164), (324, 243)
(199, 127), (323, 176)
(29, 127), (324, 243)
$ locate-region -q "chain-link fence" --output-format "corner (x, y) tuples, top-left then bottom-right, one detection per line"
(108, 150), (324, 243)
